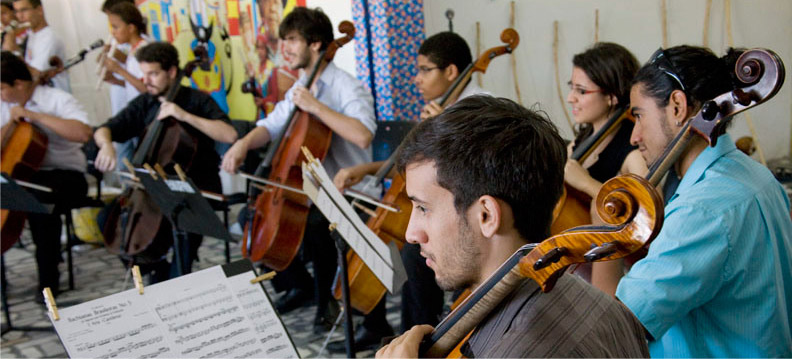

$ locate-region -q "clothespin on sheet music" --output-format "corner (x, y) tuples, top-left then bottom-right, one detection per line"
(250, 271), (277, 284)
(43, 287), (59, 321)
(142, 163), (158, 180)
(132, 265), (144, 294)
(152, 163), (168, 180)
(173, 163), (188, 182)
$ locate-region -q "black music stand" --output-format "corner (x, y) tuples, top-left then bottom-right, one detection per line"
(136, 171), (232, 277)
(1, 173), (52, 335)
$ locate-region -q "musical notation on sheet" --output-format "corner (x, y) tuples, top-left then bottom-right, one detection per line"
(50, 261), (299, 358)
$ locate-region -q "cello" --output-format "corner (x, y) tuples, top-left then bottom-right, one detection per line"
(1, 120), (47, 253)
(418, 47), (784, 358)
(242, 21), (355, 270)
(102, 47), (209, 263)
(332, 28), (520, 315)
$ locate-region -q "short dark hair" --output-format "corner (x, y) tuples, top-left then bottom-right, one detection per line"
(633, 45), (741, 111)
(135, 41), (179, 71)
(101, 0), (133, 13)
(107, 2), (146, 35)
(1, 1), (13, 11)
(278, 7), (333, 51)
(1, 50), (32, 84)
(396, 95), (567, 243)
(419, 31), (472, 74)
(13, 0), (40, 8)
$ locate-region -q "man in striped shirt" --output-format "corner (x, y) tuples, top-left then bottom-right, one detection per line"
(377, 95), (649, 358)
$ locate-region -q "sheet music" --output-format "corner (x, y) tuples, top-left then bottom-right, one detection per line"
(51, 263), (298, 359)
(302, 160), (406, 294)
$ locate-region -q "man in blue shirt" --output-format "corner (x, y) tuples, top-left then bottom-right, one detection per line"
(221, 7), (376, 334)
(594, 45), (792, 357)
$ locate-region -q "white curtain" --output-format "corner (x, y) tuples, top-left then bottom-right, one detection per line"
(43, 0), (111, 127)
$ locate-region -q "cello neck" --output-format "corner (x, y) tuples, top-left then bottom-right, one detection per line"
(569, 106), (630, 162)
(436, 63), (474, 108)
(259, 50), (329, 169)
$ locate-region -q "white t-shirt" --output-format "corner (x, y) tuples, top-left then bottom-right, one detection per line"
(123, 39), (147, 103)
(24, 26), (70, 93)
(1, 86), (89, 172)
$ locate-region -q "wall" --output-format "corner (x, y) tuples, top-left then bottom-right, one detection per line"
(424, 0), (792, 160)
(41, 0), (792, 161)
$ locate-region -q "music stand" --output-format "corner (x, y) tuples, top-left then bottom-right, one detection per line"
(1, 173), (52, 335)
(136, 169), (232, 277)
(301, 151), (407, 358)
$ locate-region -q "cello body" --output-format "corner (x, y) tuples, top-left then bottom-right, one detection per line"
(1, 121), (48, 253)
(242, 113), (332, 270)
(102, 119), (198, 263)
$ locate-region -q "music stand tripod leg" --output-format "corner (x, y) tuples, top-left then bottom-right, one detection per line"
(330, 229), (355, 358)
(1, 253), (11, 335)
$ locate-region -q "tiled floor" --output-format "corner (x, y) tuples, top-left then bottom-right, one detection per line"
(1, 210), (402, 358)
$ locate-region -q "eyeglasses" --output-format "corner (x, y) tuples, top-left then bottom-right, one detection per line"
(567, 81), (603, 96)
(417, 66), (441, 75)
(649, 48), (686, 92)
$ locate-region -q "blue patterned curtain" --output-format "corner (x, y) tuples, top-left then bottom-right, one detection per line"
(352, 0), (424, 122)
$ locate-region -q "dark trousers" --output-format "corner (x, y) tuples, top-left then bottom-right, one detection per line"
(270, 206), (337, 318)
(27, 169), (88, 292)
(137, 221), (203, 284)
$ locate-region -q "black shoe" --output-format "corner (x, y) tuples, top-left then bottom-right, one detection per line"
(313, 300), (340, 334)
(275, 287), (314, 314)
(327, 324), (395, 353)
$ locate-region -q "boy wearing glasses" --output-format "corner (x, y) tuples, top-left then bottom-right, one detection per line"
(593, 46), (792, 357)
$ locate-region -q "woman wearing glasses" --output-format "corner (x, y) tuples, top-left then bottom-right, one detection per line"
(563, 43), (647, 212)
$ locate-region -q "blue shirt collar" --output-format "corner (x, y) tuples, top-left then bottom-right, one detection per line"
(298, 62), (337, 98)
(669, 133), (737, 202)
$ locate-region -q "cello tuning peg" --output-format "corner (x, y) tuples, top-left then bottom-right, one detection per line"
(533, 246), (568, 271)
(583, 241), (620, 262)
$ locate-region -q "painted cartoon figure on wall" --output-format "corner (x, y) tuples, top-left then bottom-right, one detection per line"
(135, 0), (304, 121)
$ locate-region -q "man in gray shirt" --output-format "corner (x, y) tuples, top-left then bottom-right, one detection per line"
(376, 95), (649, 358)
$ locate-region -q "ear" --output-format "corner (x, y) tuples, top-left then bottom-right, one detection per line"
(444, 64), (460, 82)
(309, 41), (322, 53)
(608, 94), (618, 107)
(668, 89), (689, 124)
(168, 66), (178, 80)
(475, 195), (502, 239)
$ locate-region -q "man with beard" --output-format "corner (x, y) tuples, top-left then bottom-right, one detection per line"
(376, 95), (649, 358)
(93, 41), (237, 281)
(221, 7), (376, 333)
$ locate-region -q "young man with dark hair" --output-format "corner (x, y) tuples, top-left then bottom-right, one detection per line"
(0, 51), (93, 300)
(221, 7), (376, 333)
(93, 41), (237, 281)
(376, 95), (649, 358)
(8, 0), (69, 92)
(593, 45), (792, 357)
(328, 31), (486, 351)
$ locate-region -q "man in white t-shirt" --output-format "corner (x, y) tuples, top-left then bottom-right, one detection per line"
(0, 51), (92, 299)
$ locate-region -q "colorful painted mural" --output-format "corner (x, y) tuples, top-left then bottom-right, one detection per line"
(135, 0), (303, 121)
